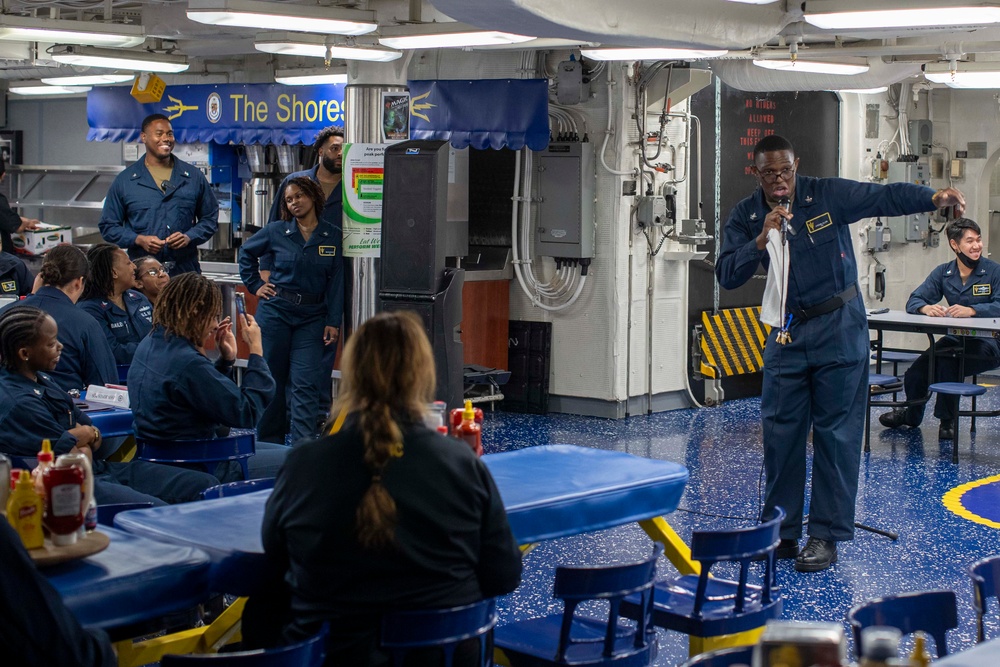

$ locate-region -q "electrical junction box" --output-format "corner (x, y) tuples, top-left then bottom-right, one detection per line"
(908, 119), (933, 156)
(534, 142), (596, 258)
(886, 161), (930, 243)
(556, 59), (590, 105)
(866, 223), (890, 252)
(637, 195), (668, 226)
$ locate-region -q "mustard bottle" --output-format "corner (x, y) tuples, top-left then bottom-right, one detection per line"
(7, 470), (44, 549)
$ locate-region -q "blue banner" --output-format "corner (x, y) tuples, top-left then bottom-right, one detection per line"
(87, 83), (346, 145)
(408, 79), (549, 151)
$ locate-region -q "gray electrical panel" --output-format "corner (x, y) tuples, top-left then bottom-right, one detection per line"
(886, 161), (930, 243)
(534, 142), (596, 258)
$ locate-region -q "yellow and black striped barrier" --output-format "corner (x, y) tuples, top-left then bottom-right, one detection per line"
(699, 307), (771, 378)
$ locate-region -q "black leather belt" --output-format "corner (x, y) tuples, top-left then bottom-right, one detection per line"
(790, 284), (859, 322)
(274, 286), (323, 305)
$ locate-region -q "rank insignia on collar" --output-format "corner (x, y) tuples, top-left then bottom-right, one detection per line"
(805, 196), (813, 203)
(33, 388), (41, 395)
(750, 212), (758, 221)
(183, 171), (190, 177)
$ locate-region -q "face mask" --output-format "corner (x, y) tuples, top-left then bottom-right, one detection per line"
(956, 249), (980, 271)
(321, 155), (341, 175)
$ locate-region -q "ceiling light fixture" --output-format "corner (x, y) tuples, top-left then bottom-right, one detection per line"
(924, 60), (1000, 88)
(40, 72), (134, 86)
(580, 46), (728, 61)
(255, 32), (400, 62)
(803, 1), (1000, 30)
(187, 0), (377, 35)
(378, 22), (534, 50)
(0, 15), (145, 48)
(49, 44), (190, 73)
(725, 0), (781, 3)
(753, 57), (870, 75)
(829, 86), (890, 94)
(275, 66), (348, 85)
(10, 80), (91, 96)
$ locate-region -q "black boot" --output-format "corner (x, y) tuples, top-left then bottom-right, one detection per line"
(879, 408), (910, 429)
(794, 537), (838, 572)
(775, 538), (799, 559)
(938, 419), (956, 440)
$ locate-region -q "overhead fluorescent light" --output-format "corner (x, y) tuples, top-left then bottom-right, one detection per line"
(187, 0), (377, 35)
(725, 0), (781, 3)
(378, 22), (534, 49)
(803, 2), (1000, 30)
(10, 80), (91, 96)
(830, 86), (889, 94)
(49, 45), (190, 73)
(581, 47), (728, 61)
(275, 66), (348, 85)
(255, 32), (401, 62)
(924, 61), (1000, 88)
(40, 72), (134, 86)
(753, 57), (870, 75)
(0, 15), (145, 48)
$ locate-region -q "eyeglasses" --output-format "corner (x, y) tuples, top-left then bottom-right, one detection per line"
(143, 268), (168, 277)
(756, 167), (796, 184)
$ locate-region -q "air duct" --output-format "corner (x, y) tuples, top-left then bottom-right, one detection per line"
(710, 57), (921, 92)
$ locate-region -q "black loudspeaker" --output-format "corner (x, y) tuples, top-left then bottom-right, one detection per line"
(381, 140), (450, 294)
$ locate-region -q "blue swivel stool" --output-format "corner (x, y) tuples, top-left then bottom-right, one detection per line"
(495, 543), (663, 666)
(927, 382), (988, 462)
(621, 508), (784, 658)
(847, 590), (957, 658)
(135, 432), (255, 480)
(680, 645), (754, 667)
(159, 626), (327, 666)
(969, 555), (1000, 642)
(381, 599), (497, 667)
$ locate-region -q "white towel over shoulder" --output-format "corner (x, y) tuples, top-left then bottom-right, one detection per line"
(760, 228), (789, 328)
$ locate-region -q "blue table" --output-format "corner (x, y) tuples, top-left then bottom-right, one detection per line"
(82, 405), (134, 438)
(115, 444), (691, 595)
(46, 526), (211, 630)
(933, 638), (1000, 665)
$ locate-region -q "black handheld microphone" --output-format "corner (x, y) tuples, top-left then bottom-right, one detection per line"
(778, 196), (792, 245)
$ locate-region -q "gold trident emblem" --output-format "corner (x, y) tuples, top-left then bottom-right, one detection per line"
(410, 91), (436, 122)
(163, 95), (199, 120)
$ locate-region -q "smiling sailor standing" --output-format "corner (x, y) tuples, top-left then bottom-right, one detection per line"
(99, 113), (218, 276)
(716, 135), (966, 572)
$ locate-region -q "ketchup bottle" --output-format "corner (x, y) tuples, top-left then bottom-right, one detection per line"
(456, 400), (483, 457)
(43, 464), (84, 546)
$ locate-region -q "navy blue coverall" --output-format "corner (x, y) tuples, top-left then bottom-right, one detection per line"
(78, 289), (153, 365)
(128, 325), (287, 480)
(268, 166), (345, 410)
(239, 218), (344, 445)
(0, 250), (31, 298)
(897, 258), (1000, 425)
(0, 519), (117, 667)
(716, 175), (937, 541)
(0, 369), (218, 505)
(4, 287), (117, 392)
(99, 156), (218, 275)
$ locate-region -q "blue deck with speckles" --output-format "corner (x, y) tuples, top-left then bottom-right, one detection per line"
(483, 385), (1000, 665)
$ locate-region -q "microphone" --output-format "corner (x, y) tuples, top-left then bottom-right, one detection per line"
(778, 196), (792, 245)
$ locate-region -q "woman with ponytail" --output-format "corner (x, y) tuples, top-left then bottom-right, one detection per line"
(260, 311), (521, 665)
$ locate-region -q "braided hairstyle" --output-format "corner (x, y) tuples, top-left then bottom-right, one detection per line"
(334, 311), (436, 550)
(153, 272), (221, 345)
(0, 306), (49, 371)
(39, 245), (89, 288)
(81, 243), (120, 301)
(278, 176), (325, 222)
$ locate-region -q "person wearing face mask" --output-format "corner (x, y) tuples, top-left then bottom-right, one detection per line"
(879, 218), (1000, 440)
(717, 135), (966, 573)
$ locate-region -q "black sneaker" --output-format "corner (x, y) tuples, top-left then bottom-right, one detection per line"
(794, 537), (838, 572)
(878, 408), (909, 429)
(938, 419), (956, 441)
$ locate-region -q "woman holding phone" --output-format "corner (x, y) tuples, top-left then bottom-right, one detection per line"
(238, 177), (343, 446)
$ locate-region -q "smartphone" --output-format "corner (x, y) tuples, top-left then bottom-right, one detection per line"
(235, 292), (246, 317)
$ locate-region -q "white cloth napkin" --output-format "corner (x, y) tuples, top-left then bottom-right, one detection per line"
(760, 227), (789, 328)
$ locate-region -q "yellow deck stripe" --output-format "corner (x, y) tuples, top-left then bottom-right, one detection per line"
(942, 474), (1000, 529)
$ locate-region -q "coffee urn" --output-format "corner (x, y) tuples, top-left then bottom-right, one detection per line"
(240, 144), (276, 236)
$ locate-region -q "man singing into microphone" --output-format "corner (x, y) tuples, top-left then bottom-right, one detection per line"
(716, 135), (965, 572)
